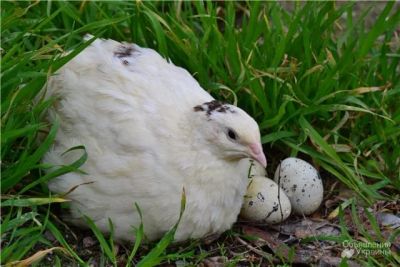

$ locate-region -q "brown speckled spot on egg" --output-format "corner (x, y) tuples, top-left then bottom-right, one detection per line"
(291, 184), (297, 192)
(265, 203), (279, 219)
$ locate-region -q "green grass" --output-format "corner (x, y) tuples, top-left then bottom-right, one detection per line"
(1, 1), (399, 266)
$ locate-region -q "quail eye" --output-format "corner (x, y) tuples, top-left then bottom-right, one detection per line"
(227, 128), (238, 141)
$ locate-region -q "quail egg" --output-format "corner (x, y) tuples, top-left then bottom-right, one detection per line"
(274, 157), (323, 215)
(240, 176), (291, 224)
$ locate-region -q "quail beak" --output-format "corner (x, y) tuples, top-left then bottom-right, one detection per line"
(248, 143), (267, 168)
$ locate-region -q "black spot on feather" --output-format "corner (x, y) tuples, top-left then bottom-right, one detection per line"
(206, 100), (224, 113)
(114, 45), (135, 58)
(193, 105), (204, 112)
(217, 107), (227, 113)
(193, 100), (236, 116)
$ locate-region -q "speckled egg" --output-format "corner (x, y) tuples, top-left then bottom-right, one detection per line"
(238, 158), (267, 178)
(274, 157), (323, 215)
(240, 176), (292, 224)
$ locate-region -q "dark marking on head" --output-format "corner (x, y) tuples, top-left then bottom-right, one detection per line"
(193, 100), (236, 116)
(193, 105), (204, 112)
(217, 106), (227, 113)
(206, 100), (224, 113)
(114, 45), (135, 58)
(249, 200), (254, 207)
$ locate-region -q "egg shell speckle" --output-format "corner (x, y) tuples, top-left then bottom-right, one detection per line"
(240, 176), (291, 224)
(274, 157), (323, 215)
(238, 158), (267, 178)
